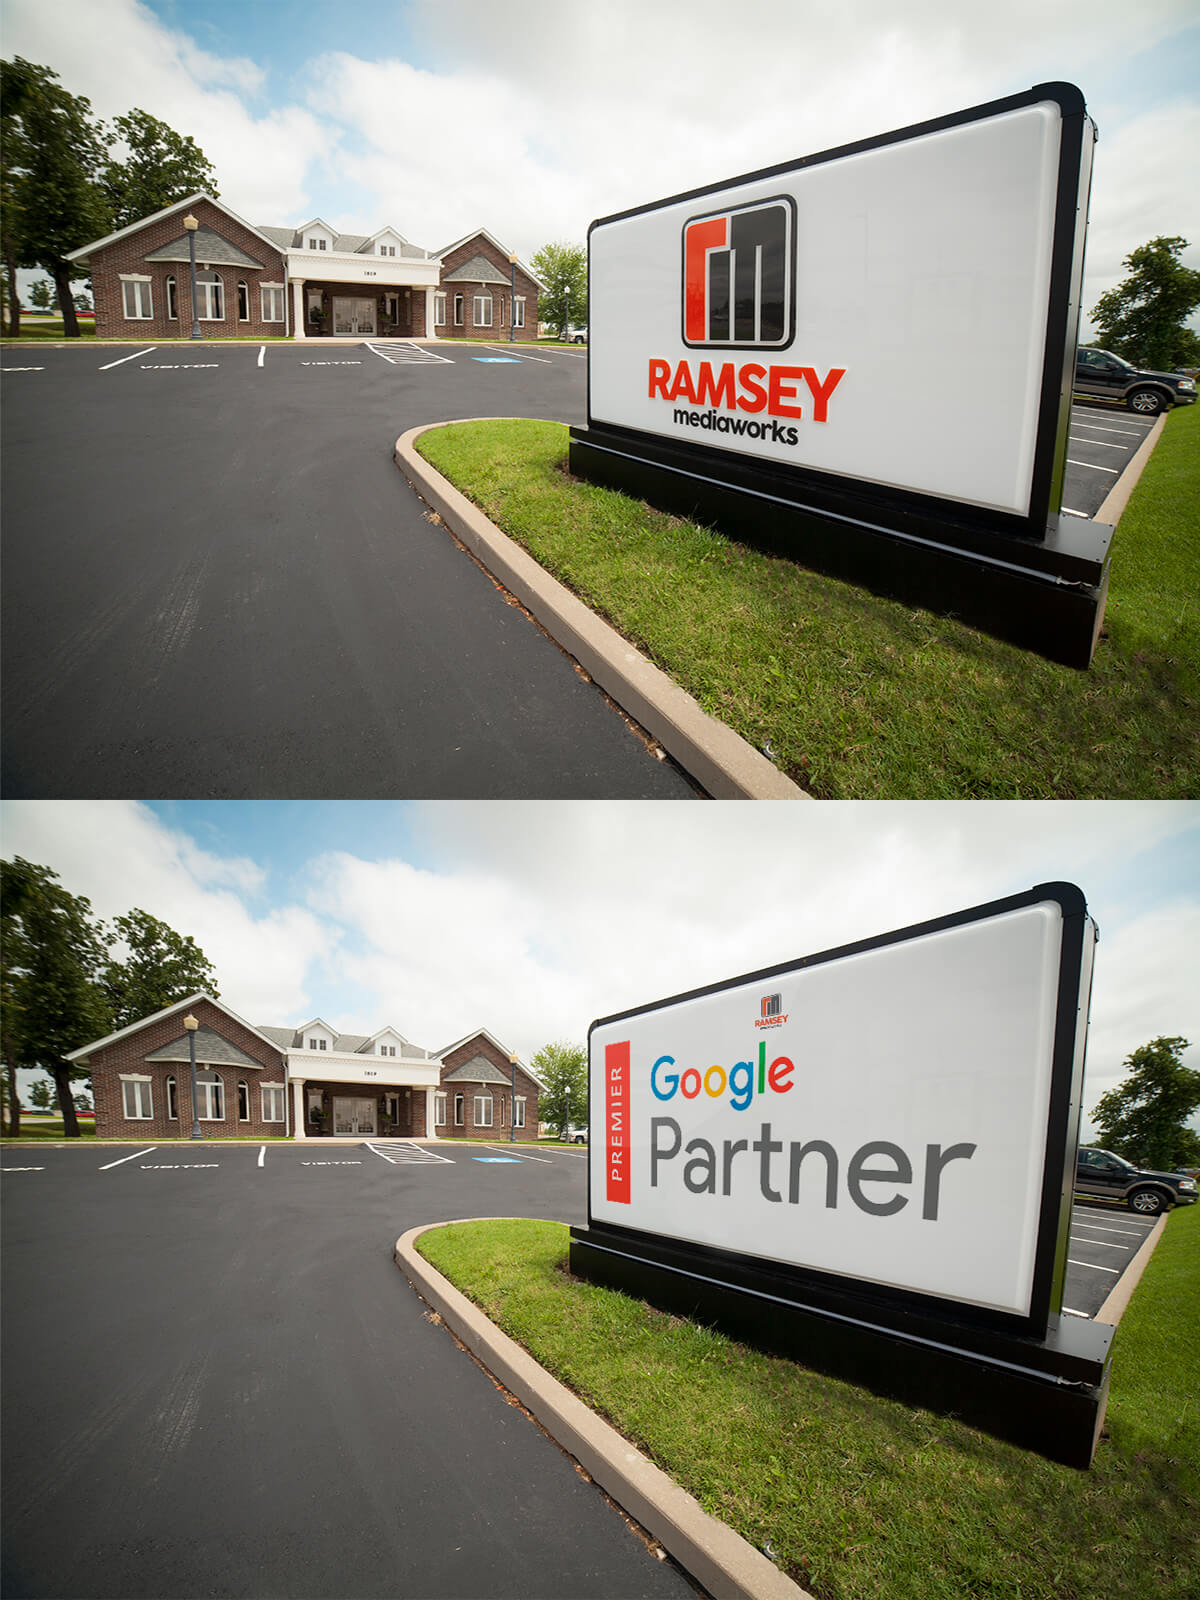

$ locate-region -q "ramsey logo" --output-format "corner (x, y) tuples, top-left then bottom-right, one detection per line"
(682, 196), (795, 350)
(754, 993), (788, 1029)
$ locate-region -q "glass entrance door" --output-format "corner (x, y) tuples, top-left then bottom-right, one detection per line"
(332, 1096), (376, 1136)
(332, 296), (376, 335)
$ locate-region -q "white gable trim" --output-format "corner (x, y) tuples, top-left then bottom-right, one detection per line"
(67, 992), (283, 1063)
(66, 193), (285, 265)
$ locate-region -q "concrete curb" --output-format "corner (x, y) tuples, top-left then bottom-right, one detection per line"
(1094, 1211), (1167, 1326)
(395, 1220), (813, 1600)
(1093, 412), (1166, 527)
(394, 421), (808, 800)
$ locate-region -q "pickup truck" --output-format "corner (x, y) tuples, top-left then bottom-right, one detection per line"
(1075, 1145), (1198, 1215)
(1074, 348), (1197, 415)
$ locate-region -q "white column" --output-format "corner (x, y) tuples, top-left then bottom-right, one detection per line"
(291, 1077), (307, 1137)
(423, 286), (437, 340)
(425, 1086), (438, 1139)
(291, 278), (307, 340)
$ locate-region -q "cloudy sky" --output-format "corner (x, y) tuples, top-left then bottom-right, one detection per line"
(2, 799), (1197, 1135)
(3, 0), (1199, 335)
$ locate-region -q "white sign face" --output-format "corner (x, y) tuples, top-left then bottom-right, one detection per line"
(590, 898), (1082, 1318)
(589, 97), (1075, 517)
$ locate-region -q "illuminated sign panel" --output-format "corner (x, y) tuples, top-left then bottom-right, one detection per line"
(588, 886), (1095, 1326)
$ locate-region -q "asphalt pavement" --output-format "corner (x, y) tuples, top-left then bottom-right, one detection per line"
(1, 342), (695, 799)
(0, 1141), (698, 1600)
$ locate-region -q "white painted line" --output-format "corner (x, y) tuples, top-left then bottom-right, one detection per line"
(1062, 507), (1090, 517)
(257, 346), (265, 368)
(99, 1146), (157, 1169)
(482, 344), (553, 364)
(1070, 421), (1146, 437)
(3, 366), (45, 372)
(258, 1145), (265, 1167)
(99, 347), (156, 370)
(140, 1163), (220, 1169)
(366, 344), (399, 364)
(1063, 1306), (1090, 1318)
(1067, 1236), (1129, 1250)
(1067, 458), (1120, 473)
(1072, 1219), (1148, 1237)
(1068, 1258), (1120, 1273)
(1066, 435), (1130, 451)
(482, 1144), (554, 1162)
(301, 1160), (363, 1165)
(368, 1144), (401, 1163)
(2, 1166), (45, 1171)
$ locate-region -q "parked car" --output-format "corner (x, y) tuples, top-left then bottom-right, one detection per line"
(566, 325), (587, 344)
(1075, 1146), (1198, 1215)
(566, 1123), (588, 1144)
(1074, 347), (1197, 415)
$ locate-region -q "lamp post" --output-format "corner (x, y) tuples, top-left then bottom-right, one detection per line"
(508, 1053), (518, 1142)
(183, 1014), (203, 1139)
(563, 281), (570, 344)
(563, 1082), (571, 1144)
(508, 253), (517, 343)
(183, 214), (203, 340)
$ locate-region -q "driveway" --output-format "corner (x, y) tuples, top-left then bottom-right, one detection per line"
(0, 343), (695, 799)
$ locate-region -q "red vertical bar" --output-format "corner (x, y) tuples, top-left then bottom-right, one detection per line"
(683, 216), (727, 342)
(605, 1040), (631, 1204)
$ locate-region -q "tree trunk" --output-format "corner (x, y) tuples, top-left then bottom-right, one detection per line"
(53, 266), (80, 336)
(51, 1067), (80, 1134)
(3, 1055), (21, 1136)
(3, 254), (20, 337)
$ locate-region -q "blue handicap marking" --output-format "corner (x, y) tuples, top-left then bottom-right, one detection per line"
(473, 1156), (522, 1163)
(472, 357), (522, 363)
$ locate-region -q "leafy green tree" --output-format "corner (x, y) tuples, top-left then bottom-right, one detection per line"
(29, 1078), (54, 1111)
(531, 1040), (587, 1138)
(0, 58), (109, 338)
(0, 858), (111, 1136)
(100, 908), (219, 1030)
(100, 108), (218, 231)
(1091, 1036), (1200, 1171)
(30, 279), (52, 310)
(1090, 237), (1200, 370)
(531, 241), (587, 339)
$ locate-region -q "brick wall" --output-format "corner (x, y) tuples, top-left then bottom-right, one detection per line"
(436, 1035), (540, 1139)
(435, 234), (538, 342)
(86, 997), (287, 1140)
(88, 197), (288, 341)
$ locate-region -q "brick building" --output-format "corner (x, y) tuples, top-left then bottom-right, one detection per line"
(67, 193), (541, 343)
(68, 993), (543, 1142)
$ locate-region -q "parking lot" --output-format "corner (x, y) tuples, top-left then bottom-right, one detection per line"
(1061, 1199), (1160, 1318)
(1060, 401), (1159, 520)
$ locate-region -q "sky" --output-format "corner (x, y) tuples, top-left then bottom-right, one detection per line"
(3, 0), (1199, 336)
(2, 799), (1198, 1139)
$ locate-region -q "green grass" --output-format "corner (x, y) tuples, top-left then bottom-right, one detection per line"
(418, 1208), (1199, 1600)
(416, 407), (1200, 797)
(4, 1118), (97, 1138)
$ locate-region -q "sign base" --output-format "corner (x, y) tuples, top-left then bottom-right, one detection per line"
(569, 424), (1113, 669)
(569, 1222), (1113, 1469)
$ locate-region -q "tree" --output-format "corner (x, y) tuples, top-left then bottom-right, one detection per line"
(1090, 237), (1200, 371)
(0, 58), (110, 338)
(1091, 1036), (1200, 1171)
(0, 858), (111, 1137)
(29, 1079), (55, 1111)
(30, 279), (52, 310)
(531, 1040), (587, 1139)
(531, 241), (586, 338)
(100, 909), (219, 1031)
(100, 108), (218, 231)
(73, 290), (92, 310)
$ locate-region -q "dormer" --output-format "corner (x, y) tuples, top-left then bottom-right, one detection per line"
(362, 226), (408, 259)
(298, 1017), (338, 1052)
(361, 1025), (407, 1058)
(298, 218), (337, 253)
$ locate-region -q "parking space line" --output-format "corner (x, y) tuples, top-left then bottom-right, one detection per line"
(99, 347), (156, 370)
(1062, 506), (1090, 517)
(481, 1144), (554, 1162)
(1070, 421), (1147, 437)
(1072, 1219), (1148, 1236)
(481, 344), (553, 364)
(258, 1145), (265, 1167)
(2, 1166), (46, 1171)
(1067, 1235), (1129, 1250)
(1067, 458), (1119, 473)
(258, 346), (265, 368)
(1067, 435), (1129, 450)
(1063, 1306), (1089, 1318)
(99, 1146), (157, 1169)
(1068, 1257), (1120, 1273)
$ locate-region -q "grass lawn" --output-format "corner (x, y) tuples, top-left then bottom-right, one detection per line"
(417, 406), (1199, 798)
(418, 1207), (1199, 1600)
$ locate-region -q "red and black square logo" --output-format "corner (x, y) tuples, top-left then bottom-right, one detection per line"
(682, 195), (795, 350)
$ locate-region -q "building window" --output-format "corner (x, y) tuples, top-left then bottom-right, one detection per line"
(262, 1086), (285, 1123)
(454, 1094), (464, 1126)
(238, 1081), (250, 1121)
(453, 294), (464, 326)
(514, 1096), (526, 1128)
(122, 1079), (153, 1118)
(379, 1043), (396, 1056)
(434, 293), (446, 326)
(261, 286), (284, 322)
(309, 1037), (327, 1050)
(167, 1076), (178, 1119)
(513, 297), (525, 329)
(309, 237), (328, 251)
(121, 280), (152, 319)
(195, 271), (224, 320)
(435, 1093), (447, 1126)
(474, 1095), (493, 1127)
(378, 244), (395, 256)
(166, 276), (178, 320)
(237, 281), (249, 321)
(473, 295), (492, 327)
(196, 1071), (224, 1120)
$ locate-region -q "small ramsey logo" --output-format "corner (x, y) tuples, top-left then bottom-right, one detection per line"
(682, 196), (795, 350)
(754, 992), (788, 1029)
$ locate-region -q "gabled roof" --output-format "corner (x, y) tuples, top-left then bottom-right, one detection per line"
(144, 1025), (265, 1070)
(442, 1053), (514, 1086)
(441, 253), (513, 286)
(256, 222), (429, 259)
(433, 228), (545, 289)
(65, 193), (283, 265)
(257, 1020), (435, 1059)
(437, 1028), (546, 1088)
(67, 992), (284, 1063)
(142, 225), (263, 269)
